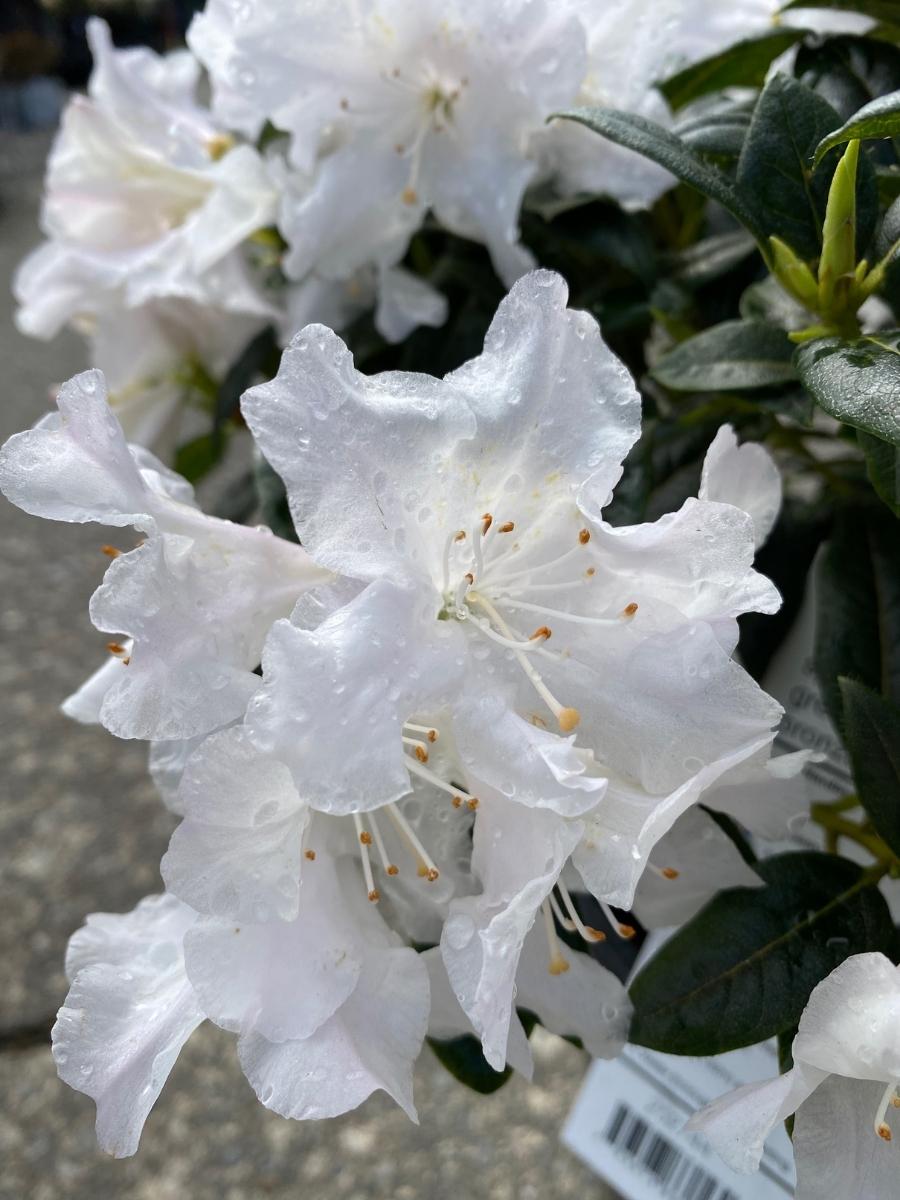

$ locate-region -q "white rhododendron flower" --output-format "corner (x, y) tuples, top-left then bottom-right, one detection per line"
(237, 269), (785, 1066)
(189, 0), (585, 286)
(0, 370), (330, 740)
(16, 18), (277, 340)
(688, 953), (900, 1199)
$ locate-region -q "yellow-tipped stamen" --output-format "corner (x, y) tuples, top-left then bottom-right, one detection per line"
(304, 849), (316, 861)
(497, 596), (634, 628)
(385, 802), (440, 881)
(874, 1082), (898, 1141)
(622, 602), (639, 618)
(404, 722), (438, 743)
(497, 521), (515, 534)
(207, 132), (235, 161)
(467, 593), (581, 732)
(599, 899), (636, 940)
(481, 513), (493, 536)
(405, 754), (478, 811)
(352, 814), (379, 902)
(100, 544), (120, 558)
(530, 626), (552, 641)
(366, 811), (399, 878)
(542, 899), (570, 975)
(556, 880), (608, 942)
(403, 735), (430, 763)
(649, 864), (680, 881)
(579, 529), (591, 544)
(106, 642), (127, 656)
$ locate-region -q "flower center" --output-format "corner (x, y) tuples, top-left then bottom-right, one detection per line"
(438, 513), (637, 734)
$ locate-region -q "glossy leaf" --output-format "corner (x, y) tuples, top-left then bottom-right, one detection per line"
(652, 320), (797, 391)
(840, 678), (900, 856)
(794, 333), (900, 445)
(629, 852), (896, 1055)
(860, 428), (900, 513)
(814, 506), (900, 731)
(814, 88), (900, 165)
(661, 30), (805, 111)
(553, 107), (768, 247)
(428, 1035), (512, 1094)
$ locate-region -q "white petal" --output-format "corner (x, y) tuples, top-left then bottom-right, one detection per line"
(631, 806), (762, 929)
(375, 267), (448, 343)
(422, 947), (533, 1080)
(705, 747), (817, 840)
(238, 943), (429, 1121)
(447, 271), (640, 516)
(61, 647), (132, 725)
(452, 684), (605, 816)
(183, 856), (363, 1043)
(573, 730), (776, 909)
(148, 734), (210, 815)
(793, 1076), (898, 1200)
(441, 792), (583, 1070)
(53, 894), (203, 1158)
(0, 371), (156, 529)
(241, 323), (476, 583)
(245, 580), (465, 813)
(162, 728), (308, 922)
(699, 425), (782, 548)
(686, 1063), (828, 1174)
(514, 924), (631, 1059)
(794, 953), (900, 1083)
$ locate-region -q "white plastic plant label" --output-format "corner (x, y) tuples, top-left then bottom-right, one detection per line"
(562, 1042), (795, 1200)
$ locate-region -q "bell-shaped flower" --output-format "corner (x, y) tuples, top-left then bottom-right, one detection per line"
(16, 18), (277, 340)
(189, 0), (587, 286)
(0, 369), (330, 740)
(687, 953), (900, 1199)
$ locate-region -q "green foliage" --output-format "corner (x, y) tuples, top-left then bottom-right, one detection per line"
(840, 678), (900, 856)
(794, 333), (900, 445)
(428, 1035), (513, 1095)
(660, 30), (806, 111)
(814, 88), (900, 163)
(629, 852), (896, 1055)
(651, 320), (797, 391)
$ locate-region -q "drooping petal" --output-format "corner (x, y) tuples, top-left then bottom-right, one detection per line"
(61, 646), (132, 725)
(686, 1063), (828, 1174)
(245, 580), (466, 813)
(699, 425), (782, 549)
(162, 729), (309, 923)
(237, 940), (429, 1122)
(0, 371), (156, 529)
(705, 747), (818, 841)
(514, 924), (631, 1059)
(631, 806), (762, 929)
(793, 954), (900, 1083)
(52, 894), (203, 1159)
(793, 1076), (898, 1200)
(441, 791), (583, 1070)
(422, 947), (533, 1080)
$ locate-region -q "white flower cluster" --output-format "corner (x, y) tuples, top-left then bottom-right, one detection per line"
(4, 3), (895, 1195)
(4, 269), (808, 1147)
(15, 1), (815, 453)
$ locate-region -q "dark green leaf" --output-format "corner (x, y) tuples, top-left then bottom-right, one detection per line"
(860, 428), (900, 513)
(214, 325), (278, 430)
(814, 506), (900, 730)
(782, 0), (900, 27)
(629, 852), (896, 1055)
(552, 107), (768, 247)
(652, 320), (797, 391)
(840, 678), (900, 855)
(428, 1035), (512, 1094)
(667, 230), (758, 285)
(814, 88), (900, 164)
(661, 30), (806, 111)
(173, 432), (225, 485)
(876, 192), (900, 258)
(794, 333), (900, 445)
(674, 96), (754, 159)
(737, 75), (848, 260)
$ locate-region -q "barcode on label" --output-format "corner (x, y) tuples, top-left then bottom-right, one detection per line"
(604, 1103), (739, 1200)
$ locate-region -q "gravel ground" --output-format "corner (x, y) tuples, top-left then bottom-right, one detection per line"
(0, 131), (617, 1200)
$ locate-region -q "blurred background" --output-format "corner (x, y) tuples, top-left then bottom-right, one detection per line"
(0, 3), (616, 1197)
